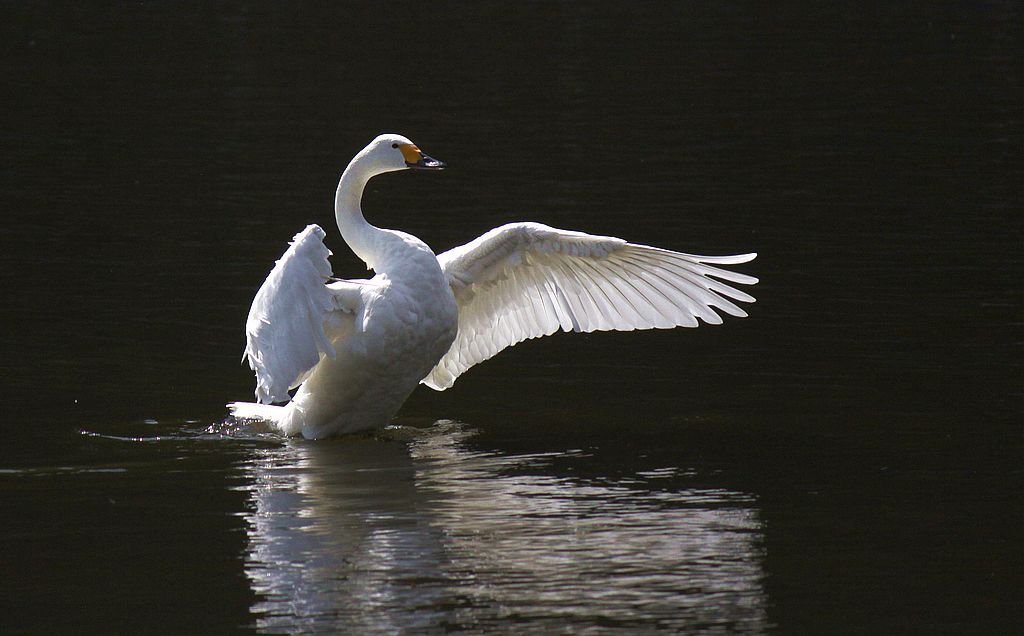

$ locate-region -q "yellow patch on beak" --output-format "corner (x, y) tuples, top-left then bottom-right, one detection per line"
(398, 143), (422, 164)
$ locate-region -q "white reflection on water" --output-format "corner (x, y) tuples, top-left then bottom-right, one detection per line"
(241, 421), (767, 633)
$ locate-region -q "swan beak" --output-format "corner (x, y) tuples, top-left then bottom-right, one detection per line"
(400, 144), (446, 170)
(409, 153), (446, 170)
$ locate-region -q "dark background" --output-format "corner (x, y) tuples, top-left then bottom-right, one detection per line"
(1, 2), (1020, 633)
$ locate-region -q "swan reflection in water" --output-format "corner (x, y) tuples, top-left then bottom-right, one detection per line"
(239, 421), (767, 633)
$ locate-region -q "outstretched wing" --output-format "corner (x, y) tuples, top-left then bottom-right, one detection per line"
(243, 224), (362, 404)
(423, 222), (757, 390)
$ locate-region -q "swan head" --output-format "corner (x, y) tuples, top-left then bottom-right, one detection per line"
(356, 133), (445, 175)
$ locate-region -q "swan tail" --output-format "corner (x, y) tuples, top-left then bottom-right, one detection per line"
(227, 401), (287, 423)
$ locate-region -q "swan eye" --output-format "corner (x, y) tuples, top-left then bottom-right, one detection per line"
(391, 143), (399, 149)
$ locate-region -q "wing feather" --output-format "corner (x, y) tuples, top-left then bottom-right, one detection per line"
(242, 225), (361, 404)
(423, 222), (758, 390)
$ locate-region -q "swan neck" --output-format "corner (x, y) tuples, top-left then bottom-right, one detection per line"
(334, 161), (383, 268)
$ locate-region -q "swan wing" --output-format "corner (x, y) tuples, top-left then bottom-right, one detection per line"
(423, 222), (757, 390)
(243, 224), (361, 404)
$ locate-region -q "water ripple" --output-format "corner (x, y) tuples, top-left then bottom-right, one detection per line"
(240, 420), (767, 633)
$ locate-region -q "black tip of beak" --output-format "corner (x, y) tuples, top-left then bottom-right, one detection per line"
(407, 153), (446, 170)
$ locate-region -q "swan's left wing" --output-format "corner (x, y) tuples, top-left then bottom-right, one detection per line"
(243, 224), (362, 404)
(423, 222), (757, 390)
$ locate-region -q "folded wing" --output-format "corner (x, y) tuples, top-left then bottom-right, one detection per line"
(423, 222), (757, 390)
(243, 224), (361, 404)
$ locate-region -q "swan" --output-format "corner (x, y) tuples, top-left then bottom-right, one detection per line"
(228, 134), (757, 439)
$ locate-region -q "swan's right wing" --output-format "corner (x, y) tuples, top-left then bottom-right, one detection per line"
(242, 224), (361, 404)
(424, 222), (757, 390)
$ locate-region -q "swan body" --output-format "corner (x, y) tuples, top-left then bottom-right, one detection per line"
(229, 134), (757, 438)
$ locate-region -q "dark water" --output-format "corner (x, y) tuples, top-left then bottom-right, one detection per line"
(2, 3), (1020, 633)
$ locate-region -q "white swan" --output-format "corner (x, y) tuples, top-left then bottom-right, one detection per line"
(228, 134), (757, 439)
